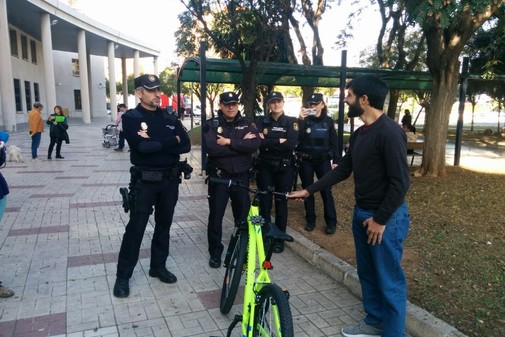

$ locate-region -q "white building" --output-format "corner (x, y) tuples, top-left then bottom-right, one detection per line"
(0, 0), (159, 131)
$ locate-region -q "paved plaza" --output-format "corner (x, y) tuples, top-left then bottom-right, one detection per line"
(0, 117), (467, 337)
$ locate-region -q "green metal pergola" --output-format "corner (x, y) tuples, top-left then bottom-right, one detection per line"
(176, 47), (497, 168)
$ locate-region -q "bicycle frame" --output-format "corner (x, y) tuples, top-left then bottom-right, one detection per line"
(241, 201), (273, 337)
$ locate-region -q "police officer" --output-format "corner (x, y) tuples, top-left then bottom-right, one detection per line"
(255, 91), (299, 253)
(113, 74), (191, 298)
(204, 92), (260, 268)
(297, 93), (339, 234)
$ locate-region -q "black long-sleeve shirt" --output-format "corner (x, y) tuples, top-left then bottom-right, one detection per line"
(122, 104), (191, 168)
(307, 114), (410, 224)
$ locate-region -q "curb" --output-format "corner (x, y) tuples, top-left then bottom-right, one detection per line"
(286, 228), (468, 337)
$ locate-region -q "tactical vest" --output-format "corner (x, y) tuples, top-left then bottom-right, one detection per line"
(298, 118), (331, 153)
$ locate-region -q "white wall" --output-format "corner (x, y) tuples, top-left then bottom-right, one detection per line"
(53, 50), (106, 118)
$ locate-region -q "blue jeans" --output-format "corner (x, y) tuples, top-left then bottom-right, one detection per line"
(352, 203), (410, 337)
(31, 132), (41, 158)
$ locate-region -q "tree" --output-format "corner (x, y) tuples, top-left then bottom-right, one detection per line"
(407, 0), (504, 177)
(179, 0), (291, 118)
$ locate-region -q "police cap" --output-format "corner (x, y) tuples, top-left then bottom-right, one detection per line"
(220, 92), (239, 104)
(266, 91), (284, 104)
(134, 74), (161, 90)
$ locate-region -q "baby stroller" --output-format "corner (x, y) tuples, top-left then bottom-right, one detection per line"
(101, 124), (119, 148)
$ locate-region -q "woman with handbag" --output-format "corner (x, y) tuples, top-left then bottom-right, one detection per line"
(46, 105), (69, 159)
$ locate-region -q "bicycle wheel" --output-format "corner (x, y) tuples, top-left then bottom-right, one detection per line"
(253, 283), (293, 337)
(220, 230), (248, 314)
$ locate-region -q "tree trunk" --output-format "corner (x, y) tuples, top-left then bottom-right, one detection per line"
(387, 89), (400, 120)
(415, 63), (459, 177)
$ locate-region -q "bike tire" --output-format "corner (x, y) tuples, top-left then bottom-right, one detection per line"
(220, 230), (248, 314)
(253, 283), (293, 337)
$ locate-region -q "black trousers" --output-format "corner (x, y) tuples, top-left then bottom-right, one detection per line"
(256, 164), (294, 232)
(48, 136), (63, 157)
(116, 177), (179, 279)
(207, 171), (250, 259)
(299, 159), (337, 227)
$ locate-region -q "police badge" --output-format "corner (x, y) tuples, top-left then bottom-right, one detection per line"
(306, 127), (311, 133)
(263, 128), (269, 135)
(217, 126), (224, 134)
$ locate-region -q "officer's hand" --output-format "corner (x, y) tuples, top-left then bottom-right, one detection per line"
(299, 108), (309, 120)
(279, 138), (287, 144)
(331, 163), (337, 169)
(216, 135), (230, 146)
(137, 131), (150, 138)
(175, 135), (181, 143)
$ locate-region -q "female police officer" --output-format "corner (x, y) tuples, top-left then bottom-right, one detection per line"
(204, 92), (261, 268)
(297, 93), (339, 234)
(113, 74), (191, 298)
(255, 91), (299, 253)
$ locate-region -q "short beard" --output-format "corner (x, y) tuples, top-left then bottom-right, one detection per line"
(347, 100), (364, 118)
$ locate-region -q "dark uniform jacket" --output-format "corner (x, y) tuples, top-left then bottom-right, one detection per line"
(122, 104), (191, 168)
(255, 113), (299, 161)
(204, 112), (260, 175)
(297, 114), (339, 161)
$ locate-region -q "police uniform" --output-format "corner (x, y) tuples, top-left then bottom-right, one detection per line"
(204, 92), (261, 267)
(297, 93), (339, 233)
(255, 92), (299, 244)
(115, 74), (191, 296)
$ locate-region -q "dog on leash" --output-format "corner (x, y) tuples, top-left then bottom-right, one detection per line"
(7, 145), (24, 163)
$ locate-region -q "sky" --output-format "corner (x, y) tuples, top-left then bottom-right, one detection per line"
(67, 0), (381, 71)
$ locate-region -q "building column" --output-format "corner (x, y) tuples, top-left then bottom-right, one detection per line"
(133, 50), (140, 105)
(121, 57), (128, 106)
(0, 0), (16, 131)
(77, 30), (91, 124)
(107, 41), (117, 121)
(41, 13), (57, 119)
(153, 56), (159, 76)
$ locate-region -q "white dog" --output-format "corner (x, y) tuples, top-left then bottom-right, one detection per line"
(8, 145), (23, 163)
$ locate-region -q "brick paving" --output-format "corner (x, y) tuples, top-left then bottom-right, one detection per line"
(0, 117), (466, 337)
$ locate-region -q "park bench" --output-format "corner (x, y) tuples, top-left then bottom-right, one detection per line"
(407, 142), (424, 166)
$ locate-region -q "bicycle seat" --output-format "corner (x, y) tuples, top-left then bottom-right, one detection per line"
(264, 222), (294, 242)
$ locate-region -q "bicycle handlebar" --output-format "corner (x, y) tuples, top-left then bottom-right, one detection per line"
(209, 177), (288, 198)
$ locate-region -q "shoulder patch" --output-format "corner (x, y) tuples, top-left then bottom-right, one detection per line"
(293, 122), (299, 131)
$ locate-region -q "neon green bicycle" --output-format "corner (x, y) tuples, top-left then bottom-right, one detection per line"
(209, 177), (294, 337)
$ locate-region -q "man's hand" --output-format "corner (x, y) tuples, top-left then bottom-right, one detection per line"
(363, 217), (386, 245)
(279, 138), (287, 144)
(216, 135), (231, 146)
(287, 189), (309, 200)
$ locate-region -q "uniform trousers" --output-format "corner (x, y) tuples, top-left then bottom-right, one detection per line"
(256, 164), (294, 232)
(117, 176), (179, 279)
(207, 171), (250, 259)
(299, 159), (337, 227)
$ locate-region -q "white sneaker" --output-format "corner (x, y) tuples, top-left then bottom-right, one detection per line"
(32, 157), (41, 162)
(341, 322), (382, 337)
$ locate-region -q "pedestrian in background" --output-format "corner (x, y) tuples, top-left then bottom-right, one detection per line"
(28, 102), (44, 161)
(0, 131), (14, 298)
(113, 74), (191, 298)
(255, 91), (299, 253)
(114, 103), (127, 151)
(289, 75), (410, 337)
(203, 92), (260, 268)
(297, 93), (339, 234)
(46, 105), (69, 159)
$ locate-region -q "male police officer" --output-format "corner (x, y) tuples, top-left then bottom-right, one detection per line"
(203, 92), (261, 268)
(113, 74), (191, 298)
